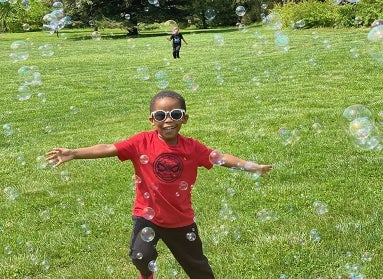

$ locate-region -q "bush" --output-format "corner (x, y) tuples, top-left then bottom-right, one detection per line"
(273, 0), (337, 28)
(272, 0), (383, 29)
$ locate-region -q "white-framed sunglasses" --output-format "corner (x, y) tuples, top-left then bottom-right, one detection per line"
(151, 109), (185, 122)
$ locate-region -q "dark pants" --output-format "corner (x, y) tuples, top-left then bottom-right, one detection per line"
(129, 216), (215, 279)
(173, 44), (181, 58)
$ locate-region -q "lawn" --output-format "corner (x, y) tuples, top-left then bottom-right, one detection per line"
(1, 24), (382, 279)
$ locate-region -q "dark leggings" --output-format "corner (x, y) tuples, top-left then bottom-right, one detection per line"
(129, 216), (215, 279)
(173, 44), (181, 58)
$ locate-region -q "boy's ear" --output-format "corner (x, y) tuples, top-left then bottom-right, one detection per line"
(182, 114), (189, 123)
(149, 117), (155, 126)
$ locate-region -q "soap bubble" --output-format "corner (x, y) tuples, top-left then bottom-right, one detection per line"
(140, 227), (155, 242)
(3, 123), (14, 136)
(139, 154), (149, 164)
(313, 200), (328, 215)
(38, 44), (54, 57)
(22, 23), (31, 31)
(91, 31), (101, 40)
(263, 12), (282, 30)
(209, 150), (225, 165)
(205, 8), (216, 21)
(10, 40), (29, 62)
(235, 6), (246, 17)
(186, 232), (196, 241)
(213, 33), (224, 46)
(137, 66), (150, 80)
(310, 229), (321, 242)
(367, 24), (383, 62)
(3, 186), (19, 201)
(148, 260), (158, 272)
(142, 207), (155, 220)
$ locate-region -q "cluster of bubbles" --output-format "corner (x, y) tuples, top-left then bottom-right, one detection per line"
(16, 65), (42, 101)
(42, 2), (71, 36)
(341, 104), (382, 151)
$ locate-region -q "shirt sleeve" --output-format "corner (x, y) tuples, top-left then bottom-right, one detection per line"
(114, 133), (141, 162)
(192, 138), (214, 170)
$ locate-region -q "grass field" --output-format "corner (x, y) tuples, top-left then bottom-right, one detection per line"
(1, 24), (383, 279)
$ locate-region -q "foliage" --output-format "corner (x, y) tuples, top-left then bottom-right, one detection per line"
(273, 0), (337, 28)
(0, 0), (48, 32)
(272, 0), (383, 29)
(354, 0), (383, 26)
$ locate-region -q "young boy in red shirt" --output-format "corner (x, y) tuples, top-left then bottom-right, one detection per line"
(46, 90), (272, 279)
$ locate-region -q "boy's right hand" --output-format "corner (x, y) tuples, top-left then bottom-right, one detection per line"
(46, 148), (73, 168)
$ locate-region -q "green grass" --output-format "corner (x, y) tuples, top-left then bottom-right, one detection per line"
(1, 26), (383, 278)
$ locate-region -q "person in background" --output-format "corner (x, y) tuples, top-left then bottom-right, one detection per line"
(167, 26), (188, 59)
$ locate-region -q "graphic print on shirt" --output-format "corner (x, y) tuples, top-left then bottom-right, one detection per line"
(153, 153), (183, 182)
(173, 35), (181, 44)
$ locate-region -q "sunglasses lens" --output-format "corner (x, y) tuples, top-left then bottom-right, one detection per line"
(153, 111), (166, 121)
(170, 109), (183, 120)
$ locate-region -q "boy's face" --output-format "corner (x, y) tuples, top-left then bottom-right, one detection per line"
(149, 97), (188, 145)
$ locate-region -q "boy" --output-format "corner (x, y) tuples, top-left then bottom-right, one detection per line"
(167, 27), (188, 59)
(46, 90), (272, 279)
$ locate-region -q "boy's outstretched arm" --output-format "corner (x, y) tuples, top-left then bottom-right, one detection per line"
(221, 154), (272, 177)
(46, 144), (118, 168)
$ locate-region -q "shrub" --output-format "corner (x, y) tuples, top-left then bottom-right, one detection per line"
(273, 0), (337, 29)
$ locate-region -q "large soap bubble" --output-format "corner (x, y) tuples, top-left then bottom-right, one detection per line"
(367, 24), (383, 62)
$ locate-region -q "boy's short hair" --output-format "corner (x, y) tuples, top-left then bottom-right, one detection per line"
(150, 90), (186, 112)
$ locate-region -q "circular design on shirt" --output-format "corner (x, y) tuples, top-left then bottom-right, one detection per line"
(153, 153), (183, 182)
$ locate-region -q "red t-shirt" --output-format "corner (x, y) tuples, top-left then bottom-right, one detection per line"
(114, 130), (213, 228)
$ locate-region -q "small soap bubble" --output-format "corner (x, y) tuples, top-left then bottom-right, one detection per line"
(186, 232), (196, 241)
(140, 227), (155, 242)
(23, 23), (31, 31)
(3, 123), (14, 136)
(204, 8), (216, 21)
(213, 34), (224, 46)
(312, 122), (322, 134)
(143, 192), (150, 199)
(310, 229), (321, 242)
(40, 209), (50, 221)
(37, 91), (47, 102)
(60, 170), (70, 181)
(235, 6), (246, 17)
(209, 150), (225, 165)
(313, 200), (328, 215)
(4, 186), (19, 201)
(91, 31), (101, 40)
(106, 265), (114, 275)
(17, 154), (26, 166)
(136, 252), (143, 259)
(38, 44), (54, 57)
(361, 252), (372, 262)
(142, 207), (155, 220)
(148, 260), (158, 272)
(227, 188), (235, 196)
(179, 181), (188, 191)
(139, 154), (149, 164)
(81, 223), (91, 235)
(17, 85), (32, 101)
(5, 245), (12, 255)
(70, 106), (78, 114)
(137, 66), (150, 80)
(41, 259), (50, 271)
